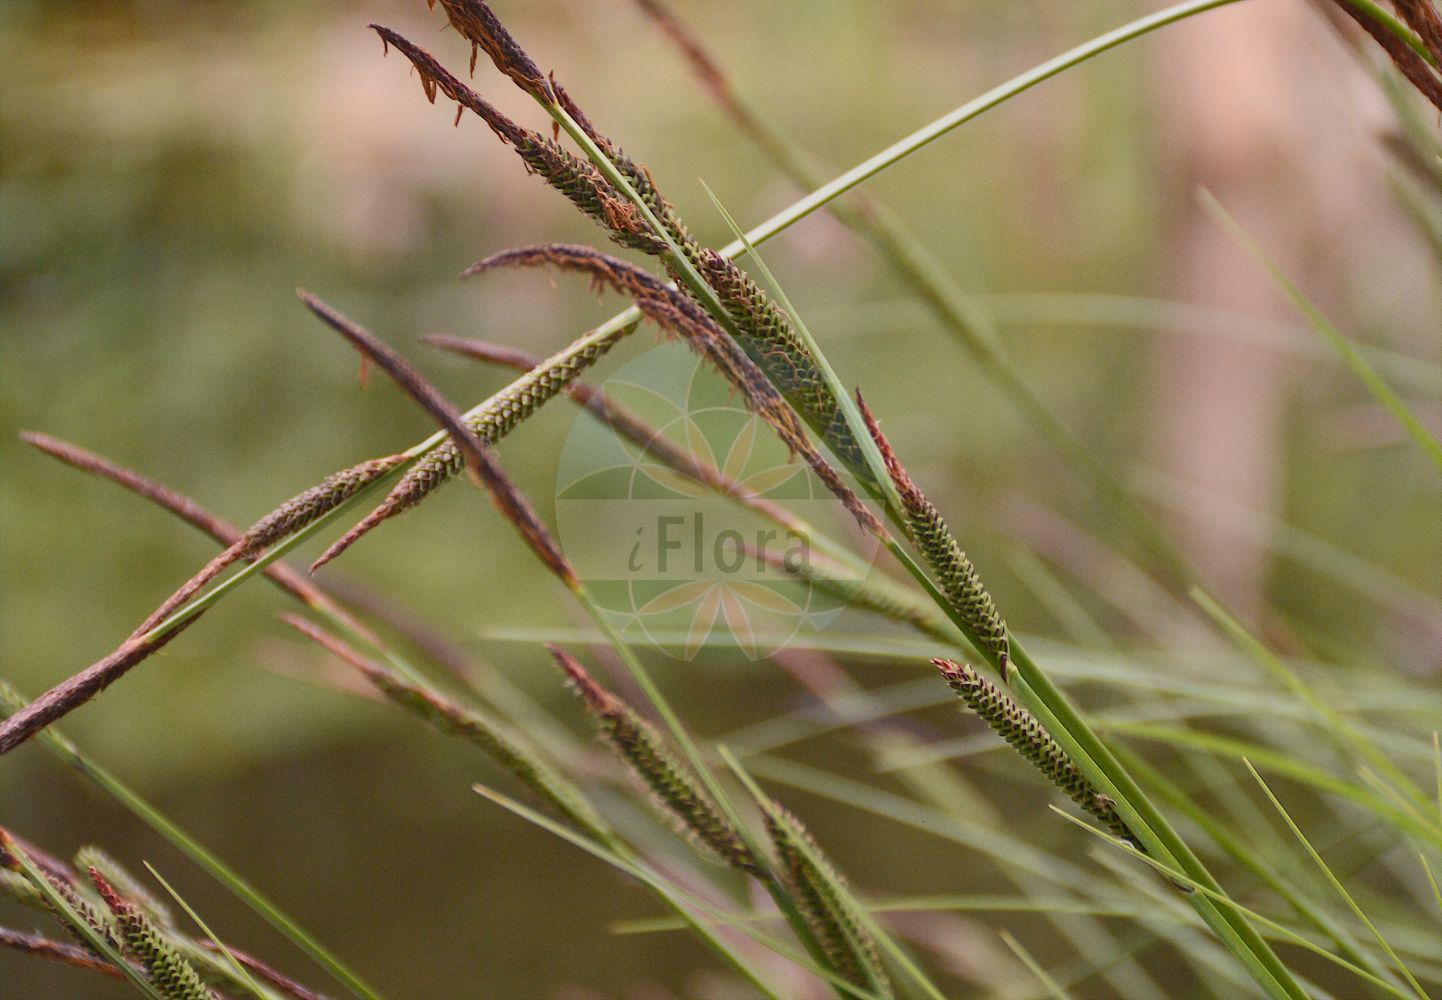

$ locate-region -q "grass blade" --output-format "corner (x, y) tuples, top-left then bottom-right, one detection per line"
(1245, 761), (1429, 999)
(999, 929), (1073, 1000)
(1200, 190), (1442, 472)
(143, 863), (269, 1000)
(1051, 807), (1417, 1000)
(470, 783), (879, 1000)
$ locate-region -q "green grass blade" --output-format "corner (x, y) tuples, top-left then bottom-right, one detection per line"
(1200, 190), (1442, 473)
(722, 0), (1248, 260)
(611, 895), (1162, 935)
(1117, 745), (1393, 983)
(1051, 807), (1417, 1000)
(470, 783), (880, 1000)
(1193, 588), (1432, 810)
(999, 929), (1073, 1000)
(1433, 732), (1441, 820)
(1422, 855), (1442, 919)
(1245, 762), (1429, 999)
(966, 292), (1442, 394)
(1003, 663), (1305, 1000)
(1111, 721), (1442, 847)
(142, 863), (268, 1000)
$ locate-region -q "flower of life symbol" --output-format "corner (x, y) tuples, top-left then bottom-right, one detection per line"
(555, 341), (879, 661)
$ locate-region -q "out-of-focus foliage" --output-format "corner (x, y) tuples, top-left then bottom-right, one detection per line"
(2, 1), (1437, 996)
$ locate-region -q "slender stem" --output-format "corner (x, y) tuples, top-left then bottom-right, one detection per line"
(715, 0), (1251, 261)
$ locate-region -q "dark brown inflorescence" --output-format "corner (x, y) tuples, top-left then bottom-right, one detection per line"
(299, 291), (578, 589)
(423, 334), (805, 531)
(1329, 0), (1442, 110)
(371, 27), (664, 256)
(237, 454), (408, 560)
(311, 316), (636, 572)
(465, 244), (882, 537)
(432, 0), (553, 100)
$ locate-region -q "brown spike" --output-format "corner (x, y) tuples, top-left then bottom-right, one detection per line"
(20, 431), (378, 646)
(299, 291), (577, 588)
(0, 625), (191, 757)
(369, 25), (529, 146)
(467, 245), (882, 538)
(434, 0), (553, 101)
(0, 927), (124, 982)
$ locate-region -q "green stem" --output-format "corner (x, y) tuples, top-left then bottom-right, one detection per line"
(715, 0), (1251, 260)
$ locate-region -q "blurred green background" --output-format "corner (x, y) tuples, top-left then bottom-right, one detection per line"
(2, 1), (1438, 996)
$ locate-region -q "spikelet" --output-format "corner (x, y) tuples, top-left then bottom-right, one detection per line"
(89, 869), (214, 1000)
(401, 3), (877, 489)
(1395, 0), (1442, 65)
(237, 454), (407, 558)
(466, 245), (882, 537)
(698, 250), (875, 483)
(74, 848), (174, 931)
(858, 393), (1009, 674)
(194, 941), (331, 1000)
(371, 27), (664, 256)
(284, 615), (606, 840)
(424, 334), (804, 530)
(20, 432), (220, 535)
(381, 8), (877, 506)
(20, 433), (382, 652)
(549, 645), (760, 874)
(36, 870), (119, 955)
(934, 659), (1138, 846)
(0, 836), (128, 958)
(312, 318), (635, 571)
(432, 0), (552, 100)
(123, 452), (409, 637)
(0, 927), (123, 981)
(765, 805), (892, 997)
(434, 0), (698, 264)
(524, 56), (874, 486)
(302, 291), (583, 595)
(1330, 1), (1442, 110)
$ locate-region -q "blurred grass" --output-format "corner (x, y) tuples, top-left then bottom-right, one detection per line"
(2, 0), (1439, 996)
